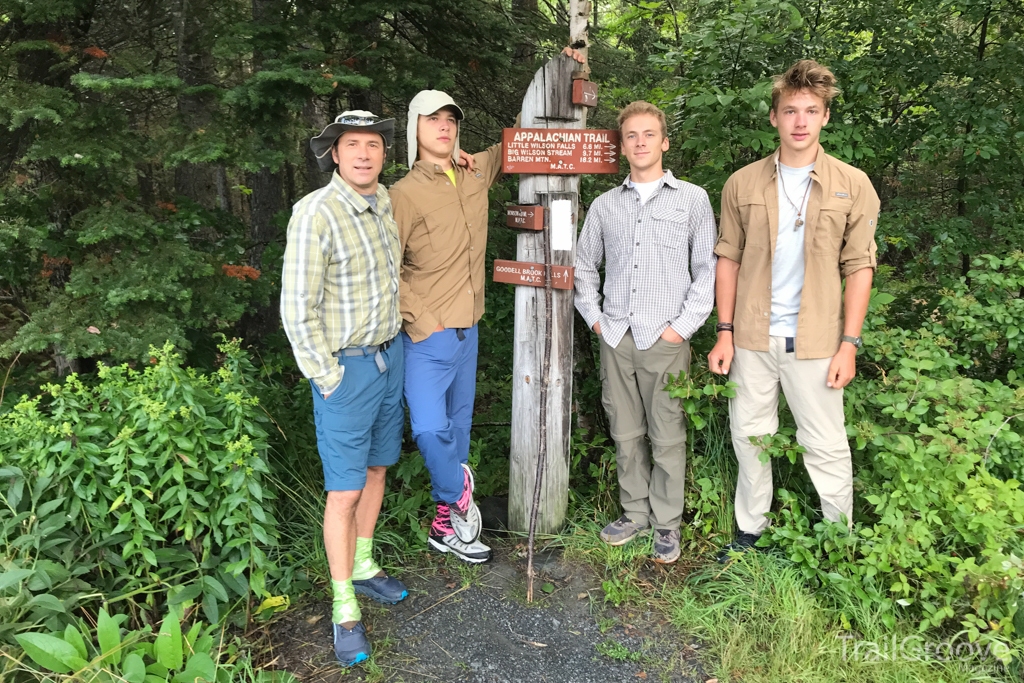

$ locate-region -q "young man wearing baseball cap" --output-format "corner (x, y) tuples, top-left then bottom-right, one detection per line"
(390, 50), (583, 563)
(389, 91), (497, 563)
(709, 60), (880, 561)
(281, 110), (408, 665)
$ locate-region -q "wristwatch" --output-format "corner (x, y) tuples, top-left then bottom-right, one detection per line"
(841, 335), (863, 349)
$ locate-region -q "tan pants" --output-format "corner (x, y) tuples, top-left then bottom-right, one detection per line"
(600, 331), (689, 530)
(729, 337), (853, 534)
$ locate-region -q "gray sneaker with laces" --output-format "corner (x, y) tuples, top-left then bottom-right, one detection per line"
(599, 514), (649, 546)
(652, 528), (681, 564)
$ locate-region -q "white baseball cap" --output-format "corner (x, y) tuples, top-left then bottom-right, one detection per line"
(407, 91), (465, 169)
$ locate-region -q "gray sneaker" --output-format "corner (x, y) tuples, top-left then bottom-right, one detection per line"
(652, 528), (681, 564)
(599, 514), (649, 546)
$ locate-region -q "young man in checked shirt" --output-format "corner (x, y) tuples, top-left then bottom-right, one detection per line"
(708, 61), (880, 562)
(281, 111), (408, 665)
(575, 101), (718, 564)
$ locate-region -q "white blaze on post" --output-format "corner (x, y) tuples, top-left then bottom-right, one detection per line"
(550, 199), (573, 251)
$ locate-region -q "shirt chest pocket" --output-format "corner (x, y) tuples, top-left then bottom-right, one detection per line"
(650, 208), (689, 249)
(737, 195), (769, 247)
(813, 195), (853, 254)
(423, 200), (461, 250)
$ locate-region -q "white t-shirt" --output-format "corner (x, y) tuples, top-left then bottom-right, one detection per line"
(770, 161), (814, 337)
(628, 177), (661, 204)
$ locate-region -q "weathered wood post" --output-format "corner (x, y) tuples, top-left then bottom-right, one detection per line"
(506, 52), (585, 539)
(504, 0), (607, 541)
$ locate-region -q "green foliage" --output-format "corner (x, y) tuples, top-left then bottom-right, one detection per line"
(730, 261), (1024, 646)
(5, 606), (296, 683)
(0, 339), (280, 639)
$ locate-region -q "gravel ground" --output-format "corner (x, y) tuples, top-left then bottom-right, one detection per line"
(265, 544), (705, 683)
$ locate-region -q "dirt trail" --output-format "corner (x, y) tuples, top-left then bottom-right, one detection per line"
(266, 545), (705, 683)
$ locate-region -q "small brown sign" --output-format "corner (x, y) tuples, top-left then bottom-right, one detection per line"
(493, 260), (575, 289)
(502, 128), (620, 175)
(549, 265), (574, 290)
(506, 205), (544, 230)
(572, 80), (598, 107)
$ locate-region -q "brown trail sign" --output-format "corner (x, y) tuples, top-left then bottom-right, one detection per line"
(505, 205), (544, 230)
(493, 260), (574, 289)
(502, 128), (619, 175)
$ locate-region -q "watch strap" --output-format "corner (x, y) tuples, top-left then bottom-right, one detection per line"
(841, 335), (862, 348)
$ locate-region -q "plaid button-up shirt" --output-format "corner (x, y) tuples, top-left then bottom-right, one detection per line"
(574, 170), (718, 351)
(280, 172), (401, 393)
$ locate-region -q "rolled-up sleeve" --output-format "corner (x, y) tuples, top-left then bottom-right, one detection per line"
(714, 176), (745, 264)
(840, 172), (880, 278)
(280, 207), (344, 394)
(670, 190), (717, 340)
(574, 201), (605, 330)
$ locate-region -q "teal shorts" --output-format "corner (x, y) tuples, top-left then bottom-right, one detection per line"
(310, 336), (404, 491)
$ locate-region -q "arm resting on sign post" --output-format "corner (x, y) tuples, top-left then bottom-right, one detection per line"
(573, 200), (605, 334)
(668, 190), (718, 341)
(391, 186), (439, 342)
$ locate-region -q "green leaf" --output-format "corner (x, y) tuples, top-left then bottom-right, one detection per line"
(15, 633), (80, 673)
(174, 652), (216, 683)
(541, 582), (555, 594)
(202, 592), (220, 625)
(64, 624), (88, 660)
(154, 611), (183, 671)
(27, 593), (67, 614)
(0, 567), (34, 592)
(202, 576), (229, 603)
(168, 582), (204, 605)
(97, 608), (123, 664)
(123, 653), (147, 683)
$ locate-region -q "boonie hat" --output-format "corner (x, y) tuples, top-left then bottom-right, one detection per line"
(407, 91), (465, 169)
(310, 110), (396, 172)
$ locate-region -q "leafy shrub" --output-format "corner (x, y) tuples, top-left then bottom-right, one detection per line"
(4, 606), (295, 682)
(666, 257), (1024, 653)
(0, 338), (279, 634)
(0, 466), (97, 643)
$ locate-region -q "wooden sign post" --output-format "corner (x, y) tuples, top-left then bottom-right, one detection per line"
(505, 0), (606, 546)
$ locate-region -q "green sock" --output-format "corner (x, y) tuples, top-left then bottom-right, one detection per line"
(331, 579), (361, 624)
(351, 537), (383, 582)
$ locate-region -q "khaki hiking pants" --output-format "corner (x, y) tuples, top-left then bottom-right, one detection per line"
(729, 336), (853, 535)
(600, 330), (689, 531)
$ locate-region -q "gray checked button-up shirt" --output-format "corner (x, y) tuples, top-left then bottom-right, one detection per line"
(574, 170), (718, 350)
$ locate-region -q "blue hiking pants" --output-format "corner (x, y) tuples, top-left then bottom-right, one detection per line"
(401, 325), (478, 503)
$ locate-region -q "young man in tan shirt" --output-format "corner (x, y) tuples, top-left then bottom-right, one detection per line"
(390, 91), (501, 563)
(392, 51), (585, 565)
(708, 60), (880, 561)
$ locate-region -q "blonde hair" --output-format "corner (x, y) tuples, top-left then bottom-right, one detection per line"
(617, 101), (668, 138)
(771, 60), (839, 111)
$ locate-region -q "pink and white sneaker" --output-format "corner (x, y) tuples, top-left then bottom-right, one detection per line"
(428, 503), (490, 563)
(448, 463), (482, 543)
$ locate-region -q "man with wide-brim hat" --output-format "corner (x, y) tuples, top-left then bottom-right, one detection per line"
(282, 109), (408, 666)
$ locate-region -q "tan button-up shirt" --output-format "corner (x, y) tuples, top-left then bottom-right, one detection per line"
(714, 145), (880, 359)
(390, 144), (503, 342)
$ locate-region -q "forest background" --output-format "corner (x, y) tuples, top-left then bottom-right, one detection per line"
(2, 0), (1024, 681)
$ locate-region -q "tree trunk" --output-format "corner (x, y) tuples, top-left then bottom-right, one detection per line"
(302, 98), (332, 192)
(173, 0), (218, 209)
